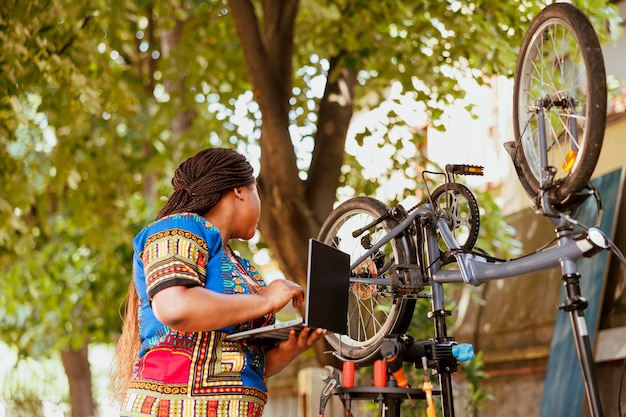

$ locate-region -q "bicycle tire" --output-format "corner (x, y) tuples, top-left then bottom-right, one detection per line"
(512, 3), (606, 209)
(430, 183), (480, 264)
(317, 196), (417, 365)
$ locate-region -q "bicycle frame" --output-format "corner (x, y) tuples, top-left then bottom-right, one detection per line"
(346, 200), (609, 417)
(349, 206), (607, 286)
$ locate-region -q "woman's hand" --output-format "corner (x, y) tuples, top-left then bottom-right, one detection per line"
(260, 279), (305, 313)
(152, 278), (304, 332)
(264, 327), (327, 377)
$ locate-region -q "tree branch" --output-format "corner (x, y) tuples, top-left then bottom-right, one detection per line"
(263, 0), (298, 108)
(228, 0), (301, 186)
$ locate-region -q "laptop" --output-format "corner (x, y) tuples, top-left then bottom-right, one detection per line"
(225, 238), (351, 341)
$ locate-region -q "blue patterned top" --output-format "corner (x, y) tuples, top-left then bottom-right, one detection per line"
(131, 212), (275, 397)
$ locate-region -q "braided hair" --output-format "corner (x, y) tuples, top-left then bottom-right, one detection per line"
(156, 148), (255, 220)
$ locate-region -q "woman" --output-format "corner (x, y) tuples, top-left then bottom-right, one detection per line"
(111, 148), (325, 416)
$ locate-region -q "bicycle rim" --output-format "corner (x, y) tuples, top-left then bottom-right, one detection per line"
(513, 3), (606, 208)
(317, 197), (416, 365)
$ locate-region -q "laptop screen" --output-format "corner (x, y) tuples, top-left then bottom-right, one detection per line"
(305, 239), (351, 335)
(224, 239), (350, 341)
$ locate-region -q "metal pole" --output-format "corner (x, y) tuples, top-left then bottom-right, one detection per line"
(560, 274), (604, 417)
(556, 222), (604, 417)
(426, 221), (456, 417)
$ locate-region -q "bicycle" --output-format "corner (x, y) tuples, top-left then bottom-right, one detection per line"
(316, 4), (623, 417)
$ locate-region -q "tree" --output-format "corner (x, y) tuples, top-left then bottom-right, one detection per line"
(0, 0), (619, 415)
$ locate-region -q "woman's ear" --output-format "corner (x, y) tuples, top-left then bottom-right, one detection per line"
(234, 188), (244, 200)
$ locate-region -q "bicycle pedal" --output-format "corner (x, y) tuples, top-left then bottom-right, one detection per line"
(446, 164), (484, 176)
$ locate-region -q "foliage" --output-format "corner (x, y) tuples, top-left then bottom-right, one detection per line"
(0, 345), (69, 416)
(460, 350), (495, 415)
(0, 0), (621, 414)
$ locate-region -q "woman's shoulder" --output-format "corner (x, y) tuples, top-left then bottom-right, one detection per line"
(157, 212), (218, 230)
(134, 213), (222, 250)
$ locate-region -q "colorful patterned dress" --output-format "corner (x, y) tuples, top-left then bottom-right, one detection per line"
(119, 213), (275, 417)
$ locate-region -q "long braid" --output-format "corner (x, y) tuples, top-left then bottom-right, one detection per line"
(112, 148), (255, 402)
(156, 148), (255, 220)
(110, 281), (140, 402)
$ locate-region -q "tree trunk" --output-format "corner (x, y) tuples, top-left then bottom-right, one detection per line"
(228, 1), (356, 368)
(60, 343), (95, 417)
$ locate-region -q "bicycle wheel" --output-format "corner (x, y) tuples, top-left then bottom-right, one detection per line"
(513, 3), (606, 209)
(317, 196), (417, 364)
(430, 183), (480, 264)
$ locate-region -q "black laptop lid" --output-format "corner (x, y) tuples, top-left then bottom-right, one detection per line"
(305, 239), (351, 335)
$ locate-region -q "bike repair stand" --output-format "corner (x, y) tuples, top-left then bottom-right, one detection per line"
(318, 336), (474, 417)
(554, 216), (606, 417)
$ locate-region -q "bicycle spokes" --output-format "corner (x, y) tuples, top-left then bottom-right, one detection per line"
(512, 3), (606, 209)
